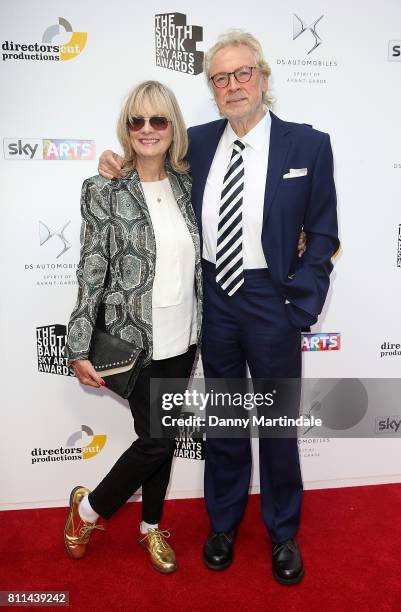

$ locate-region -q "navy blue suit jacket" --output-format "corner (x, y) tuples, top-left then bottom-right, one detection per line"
(187, 112), (339, 328)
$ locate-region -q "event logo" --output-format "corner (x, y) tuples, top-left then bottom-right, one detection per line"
(276, 12), (338, 87)
(388, 40), (401, 61)
(174, 411), (205, 460)
(298, 437), (331, 459)
(397, 225), (401, 267)
(375, 417), (401, 434)
(31, 425), (107, 465)
(302, 333), (341, 352)
(301, 379), (368, 437)
(380, 341), (401, 358)
(155, 12), (203, 74)
(39, 221), (71, 259)
(25, 219), (78, 288)
(293, 14), (324, 55)
(36, 324), (74, 376)
(2, 17), (87, 62)
(3, 138), (95, 160)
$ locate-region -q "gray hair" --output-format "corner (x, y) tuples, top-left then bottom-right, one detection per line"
(203, 30), (273, 107)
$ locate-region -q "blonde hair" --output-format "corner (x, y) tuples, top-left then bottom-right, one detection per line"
(204, 30), (273, 108)
(116, 80), (188, 173)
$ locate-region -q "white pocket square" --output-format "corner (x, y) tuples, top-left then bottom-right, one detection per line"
(283, 168), (308, 179)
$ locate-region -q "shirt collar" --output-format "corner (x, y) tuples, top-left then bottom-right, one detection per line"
(223, 110), (271, 153)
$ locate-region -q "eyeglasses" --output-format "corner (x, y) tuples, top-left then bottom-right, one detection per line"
(209, 66), (257, 88)
(127, 116), (171, 131)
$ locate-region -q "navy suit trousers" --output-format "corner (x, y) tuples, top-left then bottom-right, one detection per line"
(201, 259), (303, 543)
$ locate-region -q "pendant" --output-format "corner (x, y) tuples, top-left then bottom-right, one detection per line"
(157, 197), (162, 203)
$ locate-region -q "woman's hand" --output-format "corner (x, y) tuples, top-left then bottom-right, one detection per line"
(71, 359), (105, 388)
(298, 230), (306, 258)
(98, 150), (124, 179)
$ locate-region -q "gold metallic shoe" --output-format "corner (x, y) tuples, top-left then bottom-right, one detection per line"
(64, 485), (104, 560)
(139, 528), (177, 573)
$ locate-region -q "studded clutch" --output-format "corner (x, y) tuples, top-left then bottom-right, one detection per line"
(88, 327), (144, 399)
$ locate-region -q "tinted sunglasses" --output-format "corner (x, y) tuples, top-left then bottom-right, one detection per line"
(127, 115), (171, 131)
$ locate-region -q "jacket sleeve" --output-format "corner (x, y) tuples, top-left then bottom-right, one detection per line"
(285, 133), (340, 326)
(64, 179), (110, 362)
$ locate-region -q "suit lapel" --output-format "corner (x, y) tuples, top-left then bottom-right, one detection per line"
(263, 112), (292, 225)
(191, 120), (227, 233)
(124, 169), (145, 202)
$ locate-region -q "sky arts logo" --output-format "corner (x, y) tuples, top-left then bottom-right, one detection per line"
(302, 333), (341, 352)
(2, 17), (87, 62)
(155, 12), (203, 74)
(388, 40), (401, 61)
(375, 416), (401, 434)
(3, 138), (95, 160)
(36, 324), (74, 376)
(30, 425), (107, 465)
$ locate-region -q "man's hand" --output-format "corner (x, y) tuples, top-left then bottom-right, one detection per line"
(298, 230), (306, 258)
(98, 150), (124, 179)
(71, 359), (105, 388)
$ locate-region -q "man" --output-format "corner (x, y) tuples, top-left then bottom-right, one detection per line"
(99, 30), (339, 584)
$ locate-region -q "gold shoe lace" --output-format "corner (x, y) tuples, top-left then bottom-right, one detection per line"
(78, 523), (105, 539)
(140, 528), (171, 551)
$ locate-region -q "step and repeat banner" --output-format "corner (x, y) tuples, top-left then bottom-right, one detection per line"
(1, 0), (400, 510)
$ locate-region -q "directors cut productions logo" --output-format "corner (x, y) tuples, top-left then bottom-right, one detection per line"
(155, 12), (203, 74)
(31, 425), (107, 466)
(3, 138), (95, 161)
(36, 324), (74, 377)
(302, 333), (341, 352)
(380, 341), (401, 358)
(2, 17), (87, 62)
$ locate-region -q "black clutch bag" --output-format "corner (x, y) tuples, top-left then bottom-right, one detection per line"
(88, 327), (144, 399)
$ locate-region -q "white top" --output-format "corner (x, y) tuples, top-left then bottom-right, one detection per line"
(141, 178), (197, 360)
(202, 111), (271, 268)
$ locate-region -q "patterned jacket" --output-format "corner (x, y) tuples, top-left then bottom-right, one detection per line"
(65, 163), (202, 366)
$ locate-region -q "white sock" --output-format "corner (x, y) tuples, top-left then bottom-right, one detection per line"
(140, 520), (158, 534)
(78, 494), (99, 523)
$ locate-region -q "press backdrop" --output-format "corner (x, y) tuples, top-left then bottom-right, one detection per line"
(1, 0), (400, 510)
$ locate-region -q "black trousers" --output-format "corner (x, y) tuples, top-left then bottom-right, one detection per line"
(88, 345), (197, 524)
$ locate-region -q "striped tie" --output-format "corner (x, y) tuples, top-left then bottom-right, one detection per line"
(216, 139), (245, 296)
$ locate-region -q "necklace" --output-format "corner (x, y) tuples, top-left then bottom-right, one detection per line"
(141, 178), (166, 204)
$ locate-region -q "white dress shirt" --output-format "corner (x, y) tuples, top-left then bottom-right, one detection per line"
(202, 111), (271, 268)
(141, 178), (197, 360)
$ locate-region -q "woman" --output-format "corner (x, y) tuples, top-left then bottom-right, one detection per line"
(64, 80), (202, 574)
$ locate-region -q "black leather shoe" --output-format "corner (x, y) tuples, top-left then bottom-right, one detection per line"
(272, 538), (304, 585)
(203, 531), (235, 570)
